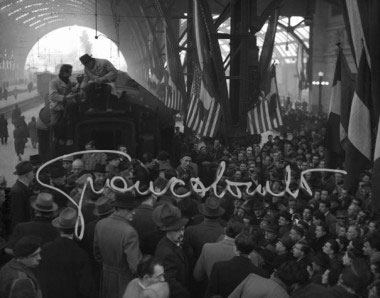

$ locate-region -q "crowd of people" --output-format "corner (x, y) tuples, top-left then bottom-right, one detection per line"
(0, 106), (378, 298)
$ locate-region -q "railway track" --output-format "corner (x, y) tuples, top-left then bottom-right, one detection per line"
(0, 95), (43, 119)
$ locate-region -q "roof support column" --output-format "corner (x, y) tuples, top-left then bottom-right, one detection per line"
(229, 0), (259, 133)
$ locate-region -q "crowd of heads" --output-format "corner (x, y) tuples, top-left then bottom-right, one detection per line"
(0, 107), (379, 297)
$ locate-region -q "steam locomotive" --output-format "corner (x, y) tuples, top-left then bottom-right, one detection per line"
(36, 71), (175, 160)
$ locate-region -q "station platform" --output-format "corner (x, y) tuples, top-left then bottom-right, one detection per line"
(0, 84), (39, 116)
(0, 85), (41, 186)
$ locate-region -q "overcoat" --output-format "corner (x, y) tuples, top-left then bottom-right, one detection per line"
(0, 259), (42, 298)
(94, 214), (142, 298)
(10, 180), (32, 230)
(37, 237), (96, 298)
(155, 236), (191, 298)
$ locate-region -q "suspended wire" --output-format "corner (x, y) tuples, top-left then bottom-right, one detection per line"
(95, 0), (98, 38)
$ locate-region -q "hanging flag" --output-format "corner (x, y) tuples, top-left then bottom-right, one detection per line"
(325, 48), (355, 168)
(186, 65), (221, 137)
(161, 27), (186, 111)
(247, 65), (283, 134)
(153, 0), (186, 112)
(367, 0), (380, 214)
(296, 45), (307, 90)
(342, 0), (380, 193)
(344, 48), (372, 190)
(186, 0), (229, 136)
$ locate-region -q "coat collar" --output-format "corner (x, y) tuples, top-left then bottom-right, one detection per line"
(110, 213), (132, 224)
(9, 259), (39, 286)
(161, 236), (186, 263)
(220, 236), (235, 246)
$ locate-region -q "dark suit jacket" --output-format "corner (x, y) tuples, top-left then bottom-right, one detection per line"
(10, 180), (32, 230)
(206, 255), (267, 298)
(37, 237), (96, 298)
(6, 216), (59, 249)
(132, 203), (163, 255)
(184, 218), (224, 260)
(155, 236), (190, 298)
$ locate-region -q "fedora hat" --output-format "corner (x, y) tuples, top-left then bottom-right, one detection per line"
(112, 191), (140, 210)
(152, 203), (188, 231)
(29, 154), (41, 167)
(14, 161), (34, 175)
(31, 192), (58, 212)
(93, 196), (114, 216)
(198, 196), (225, 218)
(52, 207), (78, 229)
(79, 54), (93, 65)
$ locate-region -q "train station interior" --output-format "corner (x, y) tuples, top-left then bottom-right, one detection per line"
(0, 1), (380, 297)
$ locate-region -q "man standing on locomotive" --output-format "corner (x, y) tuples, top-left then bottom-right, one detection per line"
(79, 54), (118, 112)
(48, 64), (78, 146)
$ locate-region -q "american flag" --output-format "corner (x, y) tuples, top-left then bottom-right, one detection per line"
(186, 65), (221, 137)
(247, 65), (283, 134)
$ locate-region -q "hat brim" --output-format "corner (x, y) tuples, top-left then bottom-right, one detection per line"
(93, 208), (114, 216)
(198, 204), (225, 217)
(51, 217), (80, 229)
(31, 201), (58, 213)
(111, 200), (140, 210)
(160, 217), (189, 231)
(13, 169), (33, 175)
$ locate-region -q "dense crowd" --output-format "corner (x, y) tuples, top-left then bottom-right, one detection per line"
(0, 107), (378, 298)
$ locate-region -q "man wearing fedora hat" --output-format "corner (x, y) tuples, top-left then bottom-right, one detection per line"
(5, 192), (59, 256)
(79, 53), (118, 112)
(10, 161), (34, 230)
(184, 195), (225, 260)
(37, 207), (96, 298)
(153, 203), (190, 298)
(94, 191), (142, 298)
(93, 163), (107, 190)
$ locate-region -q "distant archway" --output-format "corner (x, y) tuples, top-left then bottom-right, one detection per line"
(25, 26), (127, 75)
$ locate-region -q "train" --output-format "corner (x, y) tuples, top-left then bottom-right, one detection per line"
(36, 71), (175, 161)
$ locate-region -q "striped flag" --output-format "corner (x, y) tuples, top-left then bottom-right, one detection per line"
(186, 65), (221, 137)
(367, 0), (380, 214)
(343, 0), (377, 192)
(185, 0), (229, 136)
(325, 48), (355, 168)
(160, 29), (185, 112)
(154, 0), (186, 112)
(344, 49), (372, 190)
(247, 66), (283, 134)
